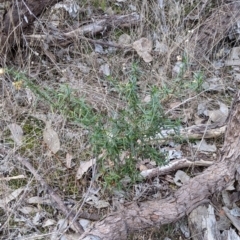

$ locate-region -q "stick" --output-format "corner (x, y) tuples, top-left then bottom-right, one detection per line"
(17, 156), (84, 233)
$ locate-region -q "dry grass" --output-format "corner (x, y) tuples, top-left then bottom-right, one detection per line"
(0, 0), (238, 239)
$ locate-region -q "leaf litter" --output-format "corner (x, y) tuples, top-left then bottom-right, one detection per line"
(1, 0), (240, 239)
(43, 121), (60, 154)
(8, 123), (23, 146)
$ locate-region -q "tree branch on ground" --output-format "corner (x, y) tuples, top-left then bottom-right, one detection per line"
(78, 91), (240, 240)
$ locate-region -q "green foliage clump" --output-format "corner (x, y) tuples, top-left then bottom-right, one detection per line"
(7, 64), (179, 189)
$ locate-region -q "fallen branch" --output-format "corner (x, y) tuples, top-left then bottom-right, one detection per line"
(78, 91), (240, 239)
(155, 123), (226, 141)
(64, 13), (140, 37)
(140, 158), (213, 179)
(141, 123), (225, 178)
(26, 13), (139, 48)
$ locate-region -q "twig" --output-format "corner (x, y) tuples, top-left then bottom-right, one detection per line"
(148, 123), (226, 145)
(80, 36), (127, 49)
(140, 158), (213, 179)
(0, 146), (101, 225)
(27, 33), (128, 49)
(26, 13), (140, 49)
(17, 156), (84, 233)
(0, 175), (26, 181)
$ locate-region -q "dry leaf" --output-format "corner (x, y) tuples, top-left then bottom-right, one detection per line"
(208, 102), (228, 124)
(154, 40), (168, 54)
(0, 187), (24, 208)
(79, 219), (90, 231)
(174, 170), (190, 186)
(86, 195), (110, 209)
(143, 95), (151, 103)
(42, 219), (56, 228)
(56, 219), (69, 231)
(199, 101), (229, 124)
(8, 123), (23, 146)
(76, 158), (96, 179)
(19, 206), (38, 215)
(33, 212), (45, 226)
(94, 44), (104, 54)
(132, 38), (153, 63)
(54, 2), (80, 18)
(202, 77), (225, 92)
(43, 121), (60, 154)
(51, 219), (69, 239)
(172, 60), (184, 77)
(99, 63), (110, 76)
(194, 139), (217, 152)
(118, 33), (131, 45)
(66, 153), (73, 168)
(139, 164), (148, 171)
(94, 200), (110, 209)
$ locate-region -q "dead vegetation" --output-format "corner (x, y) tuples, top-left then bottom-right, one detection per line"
(1, 0), (240, 239)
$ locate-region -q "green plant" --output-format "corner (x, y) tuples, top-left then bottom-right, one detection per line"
(190, 71), (204, 92)
(180, 70), (204, 94)
(7, 65), (179, 189)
